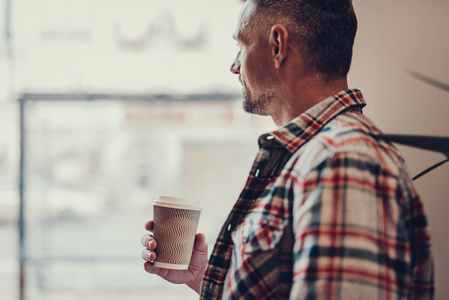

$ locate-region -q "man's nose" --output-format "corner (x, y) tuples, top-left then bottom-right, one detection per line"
(230, 54), (240, 75)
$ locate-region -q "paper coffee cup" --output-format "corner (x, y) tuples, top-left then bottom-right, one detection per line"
(152, 196), (202, 270)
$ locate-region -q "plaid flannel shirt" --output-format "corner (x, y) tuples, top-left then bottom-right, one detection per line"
(200, 89), (434, 299)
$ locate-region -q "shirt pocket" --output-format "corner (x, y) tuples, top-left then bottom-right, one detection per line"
(226, 179), (291, 298)
(231, 215), (286, 254)
(228, 216), (287, 299)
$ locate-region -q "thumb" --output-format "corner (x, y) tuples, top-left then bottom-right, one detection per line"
(193, 233), (207, 252)
(189, 233), (208, 272)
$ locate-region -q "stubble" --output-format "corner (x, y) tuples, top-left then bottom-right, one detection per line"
(242, 88), (275, 116)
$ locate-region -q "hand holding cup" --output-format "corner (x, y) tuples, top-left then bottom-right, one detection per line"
(141, 196), (207, 294)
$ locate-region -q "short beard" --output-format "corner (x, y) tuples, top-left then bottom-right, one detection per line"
(242, 88), (274, 116)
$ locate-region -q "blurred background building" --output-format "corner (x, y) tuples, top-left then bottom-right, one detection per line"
(0, 0), (448, 299)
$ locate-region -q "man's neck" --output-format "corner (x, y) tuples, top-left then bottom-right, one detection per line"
(271, 77), (349, 127)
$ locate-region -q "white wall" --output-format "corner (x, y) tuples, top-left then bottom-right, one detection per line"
(351, 1), (449, 298)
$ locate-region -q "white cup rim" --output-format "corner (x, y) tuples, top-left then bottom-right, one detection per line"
(153, 196), (202, 211)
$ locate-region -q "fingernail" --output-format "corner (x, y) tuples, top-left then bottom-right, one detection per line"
(148, 241), (155, 250)
(149, 252), (156, 261)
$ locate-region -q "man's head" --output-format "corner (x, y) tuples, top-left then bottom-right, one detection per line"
(231, 0), (357, 117)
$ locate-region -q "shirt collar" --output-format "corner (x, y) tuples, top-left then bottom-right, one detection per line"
(263, 89), (366, 153)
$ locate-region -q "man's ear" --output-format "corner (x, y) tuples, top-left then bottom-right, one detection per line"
(269, 25), (289, 69)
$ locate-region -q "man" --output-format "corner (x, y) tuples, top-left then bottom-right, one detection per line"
(141, 0), (434, 299)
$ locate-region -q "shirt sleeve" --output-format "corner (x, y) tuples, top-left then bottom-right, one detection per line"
(289, 150), (416, 299)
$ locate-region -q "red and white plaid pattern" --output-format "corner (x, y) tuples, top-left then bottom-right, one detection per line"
(200, 89), (434, 299)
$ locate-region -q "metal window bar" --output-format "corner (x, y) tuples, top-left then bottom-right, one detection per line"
(18, 92), (240, 300)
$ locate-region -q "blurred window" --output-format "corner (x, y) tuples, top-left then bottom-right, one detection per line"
(19, 96), (272, 299)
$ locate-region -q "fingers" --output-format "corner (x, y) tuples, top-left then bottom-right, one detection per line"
(141, 234), (157, 263)
(145, 220), (154, 232)
(141, 234), (157, 250)
(142, 249), (156, 262)
(141, 230), (157, 265)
